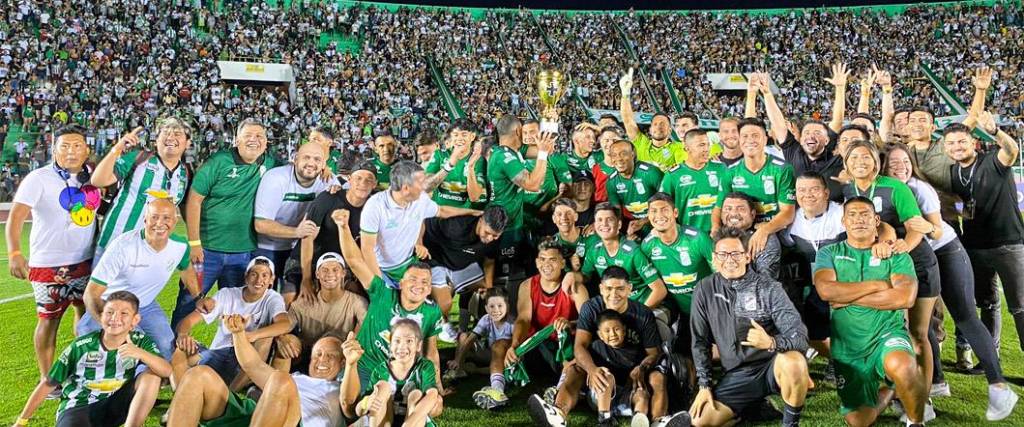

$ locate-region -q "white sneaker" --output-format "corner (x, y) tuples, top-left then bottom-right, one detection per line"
(439, 322), (459, 344)
(899, 399), (936, 424)
(528, 394), (566, 427)
(653, 411), (692, 427)
(631, 413), (650, 427)
(987, 385), (1019, 421)
(930, 382), (951, 397)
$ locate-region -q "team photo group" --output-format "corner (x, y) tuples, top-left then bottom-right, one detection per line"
(4, 2), (1024, 427)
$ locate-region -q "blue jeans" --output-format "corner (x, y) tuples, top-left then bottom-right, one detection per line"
(198, 346), (241, 385)
(253, 248), (290, 293)
(78, 302), (174, 360)
(170, 249), (251, 331)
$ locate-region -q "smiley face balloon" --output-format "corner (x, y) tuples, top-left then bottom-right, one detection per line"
(70, 204), (96, 227)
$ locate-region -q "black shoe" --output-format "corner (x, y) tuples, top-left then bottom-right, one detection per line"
(742, 398), (782, 422)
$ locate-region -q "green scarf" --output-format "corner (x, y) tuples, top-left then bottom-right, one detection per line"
(503, 325), (573, 388)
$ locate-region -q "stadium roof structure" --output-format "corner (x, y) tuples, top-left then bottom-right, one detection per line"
(363, 0), (966, 11)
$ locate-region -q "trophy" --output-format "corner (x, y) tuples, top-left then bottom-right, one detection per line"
(536, 68), (566, 134)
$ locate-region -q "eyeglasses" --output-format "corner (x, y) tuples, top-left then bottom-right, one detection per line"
(714, 251), (746, 260)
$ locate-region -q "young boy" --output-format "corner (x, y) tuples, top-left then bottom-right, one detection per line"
(15, 291), (171, 427)
(172, 256), (292, 390)
(447, 288), (514, 409)
(590, 309), (661, 427)
(340, 319), (442, 427)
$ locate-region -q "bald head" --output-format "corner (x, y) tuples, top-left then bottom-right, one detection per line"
(308, 336), (344, 380)
(143, 198), (177, 242)
(295, 142), (327, 183)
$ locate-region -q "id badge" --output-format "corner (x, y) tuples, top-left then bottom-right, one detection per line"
(963, 199), (976, 220)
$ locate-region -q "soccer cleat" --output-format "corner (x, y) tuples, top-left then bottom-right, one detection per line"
(986, 385), (1019, 421)
(528, 394), (566, 427)
(472, 386), (509, 410)
(930, 382), (951, 397)
(631, 412), (650, 427)
(543, 386), (558, 405)
(439, 322), (459, 344)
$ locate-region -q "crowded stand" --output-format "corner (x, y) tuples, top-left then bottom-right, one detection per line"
(3, 0), (1024, 426)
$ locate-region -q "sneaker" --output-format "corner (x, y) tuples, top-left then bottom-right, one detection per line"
(653, 411), (692, 427)
(955, 346), (975, 370)
(443, 367), (468, 383)
(930, 382), (951, 397)
(824, 360), (837, 384)
(473, 386), (509, 410)
(805, 348), (819, 362)
(543, 386), (558, 405)
(986, 385), (1019, 421)
(527, 394), (566, 427)
(899, 399), (936, 424)
(439, 323), (459, 344)
(631, 413), (650, 427)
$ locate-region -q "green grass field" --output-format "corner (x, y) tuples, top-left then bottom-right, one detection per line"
(1, 224), (1023, 426)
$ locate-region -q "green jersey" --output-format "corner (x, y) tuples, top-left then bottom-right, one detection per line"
(49, 330), (160, 418)
(326, 149), (344, 174)
(548, 229), (591, 271)
(632, 133), (685, 171)
(548, 153), (574, 185)
(356, 277), (443, 371)
(659, 161), (725, 233)
(716, 157), (795, 223)
(522, 159), (560, 230)
(581, 237), (660, 303)
(363, 356), (437, 395)
(641, 226), (714, 313)
(371, 157), (393, 191)
(606, 162), (664, 220)
(814, 242), (917, 359)
(97, 150), (190, 251)
(487, 145), (530, 229)
(190, 149), (277, 252)
(841, 176), (922, 234)
(424, 149), (485, 208)
(565, 150), (604, 176)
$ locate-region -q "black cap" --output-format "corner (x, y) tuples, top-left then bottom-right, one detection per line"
(572, 169), (594, 183)
(353, 160), (377, 176)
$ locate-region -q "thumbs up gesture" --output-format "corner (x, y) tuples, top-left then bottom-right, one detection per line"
(740, 319), (775, 350)
(342, 331), (363, 367)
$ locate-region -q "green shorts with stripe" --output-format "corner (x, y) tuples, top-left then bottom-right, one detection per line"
(201, 392), (256, 427)
(834, 331), (915, 414)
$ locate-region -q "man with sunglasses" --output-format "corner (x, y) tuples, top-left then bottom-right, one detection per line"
(689, 227), (810, 427)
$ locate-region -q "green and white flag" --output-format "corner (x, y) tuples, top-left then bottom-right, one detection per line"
(503, 325), (573, 388)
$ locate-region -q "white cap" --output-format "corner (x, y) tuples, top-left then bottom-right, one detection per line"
(316, 252), (345, 270)
(246, 256), (275, 275)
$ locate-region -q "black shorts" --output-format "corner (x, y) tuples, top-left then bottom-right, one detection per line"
(56, 376), (139, 427)
(523, 339), (563, 376)
(909, 243), (940, 298)
(713, 356), (779, 415)
(803, 286), (831, 341)
(672, 312), (693, 357)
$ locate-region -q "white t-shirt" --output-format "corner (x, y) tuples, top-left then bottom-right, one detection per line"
(202, 287), (287, 350)
(13, 164), (96, 267)
(906, 178), (956, 250)
(91, 229), (190, 308)
(359, 191), (439, 270)
(292, 374), (342, 427)
(254, 165), (335, 251)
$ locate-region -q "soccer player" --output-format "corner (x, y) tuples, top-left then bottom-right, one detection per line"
(660, 129), (725, 233)
(605, 139), (664, 238)
(619, 68), (685, 171)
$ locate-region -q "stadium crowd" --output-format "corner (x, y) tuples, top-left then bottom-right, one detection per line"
(3, 1), (1024, 427)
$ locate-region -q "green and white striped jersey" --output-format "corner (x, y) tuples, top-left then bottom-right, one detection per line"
(48, 330), (159, 418)
(96, 151), (189, 252)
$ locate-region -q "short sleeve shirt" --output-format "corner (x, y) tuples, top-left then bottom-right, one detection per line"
(360, 191), (439, 270)
(254, 164), (333, 250)
(581, 237), (660, 303)
(487, 145), (529, 229)
(91, 230), (190, 307)
(842, 176), (922, 235)
(202, 287), (287, 350)
(190, 149), (277, 252)
(716, 157), (796, 223)
(356, 277), (443, 370)
(471, 315), (513, 346)
(577, 297), (661, 349)
(641, 226), (714, 314)
(659, 161), (725, 232)
(605, 162), (664, 220)
(13, 165), (96, 267)
(424, 148), (486, 208)
(632, 133), (685, 171)
(49, 331), (160, 417)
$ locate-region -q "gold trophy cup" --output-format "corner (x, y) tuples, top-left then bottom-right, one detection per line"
(537, 68), (566, 134)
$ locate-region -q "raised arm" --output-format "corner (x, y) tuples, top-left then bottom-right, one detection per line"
(825, 62), (851, 133)
(512, 133), (556, 193)
(962, 67), (992, 130)
(338, 210), (376, 289)
(757, 72), (790, 143)
(876, 67), (895, 143)
(423, 143), (471, 193)
(976, 110), (1020, 167)
(857, 69), (875, 115)
(744, 74), (759, 119)
(226, 315), (277, 389)
(466, 142), (485, 202)
(339, 332), (363, 418)
(92, 127), (143, 187)
(619, 68), (640, 140)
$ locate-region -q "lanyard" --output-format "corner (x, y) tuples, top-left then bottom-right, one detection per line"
(957, 161), (978, 198)
(852, 180), (877, 200)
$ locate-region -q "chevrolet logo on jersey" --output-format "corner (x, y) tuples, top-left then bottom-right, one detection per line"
(757, 202), (777, 214)
(687, 194), (717, 209)
(626, 202), (649, 213)
(663, 273), (698, 289)
(440, 181), (468, 193)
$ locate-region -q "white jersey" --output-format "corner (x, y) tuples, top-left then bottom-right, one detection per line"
(292, 373), (342, 427)
(359, 191), (439, 270)
(202, 287), (286, 350)
(13, 164), (96, 267)
(253, 165), (334, 251)
(91, 229), (190, 307)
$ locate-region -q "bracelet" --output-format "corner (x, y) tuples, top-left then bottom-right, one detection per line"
(15, 417), (29, 426)
(9, 250), (21, 257)
(188, 240), (201, 247)
(537, 151), (549, 161)
(882, 87), (894, 94)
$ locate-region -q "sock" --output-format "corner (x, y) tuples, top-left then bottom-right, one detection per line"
(555, 372), (567, 389)
(782, 403), (803, 426)
(490, 373), (505, 393)
(598, 411), (612, 421)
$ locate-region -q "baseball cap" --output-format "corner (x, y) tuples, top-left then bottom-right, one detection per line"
(316, 252), (345, 270)
(246, 256), (275, 275)
(572, 169), (594, 183)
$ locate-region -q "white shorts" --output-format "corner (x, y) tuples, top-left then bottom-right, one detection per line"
(430, 263), (484, 292)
